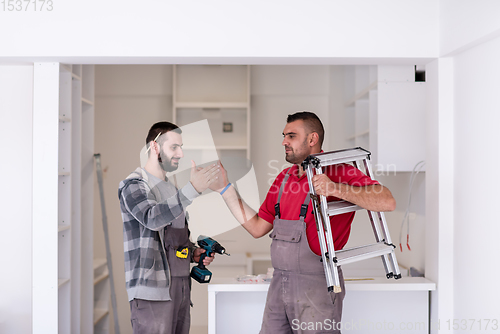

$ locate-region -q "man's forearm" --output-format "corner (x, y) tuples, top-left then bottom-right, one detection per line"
(220, 185), (271, 238)
(333, 184), (396, 212)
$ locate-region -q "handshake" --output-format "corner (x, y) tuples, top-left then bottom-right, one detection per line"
(189, 160), (229, 194)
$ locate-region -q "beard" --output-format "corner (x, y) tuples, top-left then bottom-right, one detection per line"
(285, 139), (309, 164)
(158, 150), (179, 172)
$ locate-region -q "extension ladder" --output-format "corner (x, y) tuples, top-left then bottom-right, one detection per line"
(94, 154), (121, 333)
(301, 147), (401, 293)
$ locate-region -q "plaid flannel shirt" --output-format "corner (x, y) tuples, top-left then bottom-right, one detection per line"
(118, 167), (200, 302)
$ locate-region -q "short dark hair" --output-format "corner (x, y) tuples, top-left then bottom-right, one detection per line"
(286, 111), (324, 147)
(146, 121), (182, 150)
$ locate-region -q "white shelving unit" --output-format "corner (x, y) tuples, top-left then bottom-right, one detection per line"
(58, 64), (73, 334)
(344, 66), (377, 149)
(57, 64), (96, 333)
(173, 65), (251, 161)
(344, 65), (426, 172)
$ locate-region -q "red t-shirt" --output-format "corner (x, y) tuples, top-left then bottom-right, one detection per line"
(259, 163), (379, 256)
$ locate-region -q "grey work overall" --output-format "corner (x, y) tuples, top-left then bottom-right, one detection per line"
(260, 171), (346, 334)
(130, 175), (192, 334)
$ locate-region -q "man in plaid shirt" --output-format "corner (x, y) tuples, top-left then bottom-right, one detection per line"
(118, 121), (220, 334)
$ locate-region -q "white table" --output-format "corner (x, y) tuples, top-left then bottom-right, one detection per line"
(208, 277), (436, 334)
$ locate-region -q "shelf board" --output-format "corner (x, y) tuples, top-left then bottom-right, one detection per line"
(93, 258), (108, 281)
(93, 258), (107, 270)
(94, 272), (109, 286)
(216, 146), (248, 150)
(345, 81), (377, 107)
(71, 73), (82, 81)
(346, 130), (370, 140)
(60, 64), (72, 72)
(58, 171), (70, 176)
(94, 308), (109, 325)
(59, 116), (71, 122)
(175, 102), (249, 109)
(58, 278), (70, 288)
(58, 224), (71, 232)
(82, 97), (94, 106)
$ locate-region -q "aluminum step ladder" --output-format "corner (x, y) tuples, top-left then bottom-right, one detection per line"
(301, 147), (401, 293)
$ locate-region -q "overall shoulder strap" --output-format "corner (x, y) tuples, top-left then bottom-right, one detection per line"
(275, 169), (291, 218)
(299, 193), (311, 220)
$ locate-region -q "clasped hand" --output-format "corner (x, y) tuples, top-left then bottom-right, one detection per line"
(208, 160), (229, 192)
(190, 160), (221, 193)
(190, 160), (230, 193)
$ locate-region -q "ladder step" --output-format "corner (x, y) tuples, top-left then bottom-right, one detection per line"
(335, 242), (395, 266)
(327, 200), (364, 216)
(312, 147), (371, 167)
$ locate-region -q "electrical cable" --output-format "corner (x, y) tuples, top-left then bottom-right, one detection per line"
(399, 160), (425, 252)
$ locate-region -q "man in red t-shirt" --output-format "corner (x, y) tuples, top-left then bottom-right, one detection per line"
(212, 111), (396, 333)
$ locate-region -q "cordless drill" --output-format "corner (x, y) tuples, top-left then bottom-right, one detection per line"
(190, 235), (230, 283)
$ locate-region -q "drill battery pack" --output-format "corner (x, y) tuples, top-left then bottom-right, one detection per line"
(191, 266), (212, 283)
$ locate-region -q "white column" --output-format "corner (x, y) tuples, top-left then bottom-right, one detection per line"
(425, 58), (455, 333)
(0, 65), (34, 334)
(452, 35), (500, 327)
(32, 62), (60, 333)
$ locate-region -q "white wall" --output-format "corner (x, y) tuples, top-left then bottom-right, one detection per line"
(453, 34), (500, 327)
(424, 4), (500, 332)
(0, 65), (33, 333)
(0, 1), (438, 63)
(440, 0), (500, 56)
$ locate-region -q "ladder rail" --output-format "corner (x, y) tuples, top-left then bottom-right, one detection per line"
(368, 210), (393, 277)
(94, 154), (121, 334)
(362, 158), (401, 278)
(377, 212), (401, 278)
(352, 160), (394, 278)
(352, 160), (385, 241)
(314, 167), (342, 293)
(305, 165), (337, 292)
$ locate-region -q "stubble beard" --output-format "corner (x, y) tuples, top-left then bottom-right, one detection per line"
(285, 139), (309, 165)
(158, 150), (179, 172)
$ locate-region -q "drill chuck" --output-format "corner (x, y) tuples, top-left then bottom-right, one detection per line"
(213, 243), (227, 255)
